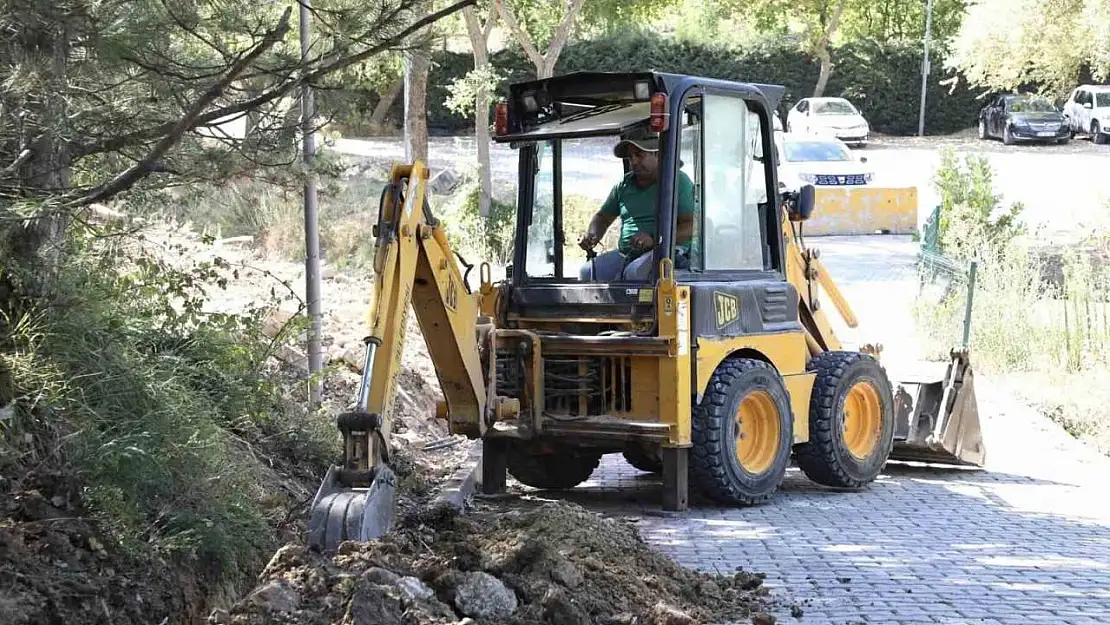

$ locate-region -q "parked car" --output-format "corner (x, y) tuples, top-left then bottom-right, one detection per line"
(785, 97), (870, 147)
(774, 133), (873, 191)
(978, 93), (1071, 145)
(1062, 84), (1110, 145)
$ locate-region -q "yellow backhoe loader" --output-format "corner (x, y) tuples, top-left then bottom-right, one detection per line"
(306, 71), (985, 551)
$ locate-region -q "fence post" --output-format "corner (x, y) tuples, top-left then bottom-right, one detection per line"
(962, 260), (978, 349)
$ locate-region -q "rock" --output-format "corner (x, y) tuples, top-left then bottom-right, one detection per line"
(259, 544), (303, 579)
(397, 576), (435, 603)
(363, 567), (401, 586)
(751, 613), (777, 625)
(648, 602), (695, 625)
(245, 580), (300, 613)
(350, 582), (404, 625)
(550, 559), (583, 588)
(540, 586), (590, 625)
(453, 571), (518, 619)
(322, 265), (337, 280)
(262, 310), (299, 340)
(698, 579), (722, 599)
(207, 608), (230, 624)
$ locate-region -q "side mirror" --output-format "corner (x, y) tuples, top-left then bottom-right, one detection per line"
(784, 184), (816, 221)
(1084, 102), (1093, 109)
(859, 156), (868, 164)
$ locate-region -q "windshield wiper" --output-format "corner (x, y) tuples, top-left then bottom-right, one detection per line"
(558, 102), (630, 125)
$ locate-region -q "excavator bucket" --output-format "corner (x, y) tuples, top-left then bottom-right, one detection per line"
(887, 349), (986, 467)
(306, 462), (398, 552)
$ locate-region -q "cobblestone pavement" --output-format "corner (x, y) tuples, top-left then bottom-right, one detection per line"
(508, 236), (1110, 624)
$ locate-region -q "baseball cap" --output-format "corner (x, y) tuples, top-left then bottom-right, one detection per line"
(613, 126), (659, 158)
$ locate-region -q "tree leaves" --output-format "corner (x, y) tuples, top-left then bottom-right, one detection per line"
(947, 0), (1110, 95)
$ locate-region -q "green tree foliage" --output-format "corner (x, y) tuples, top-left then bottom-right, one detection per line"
(0, 0), (473, 262)
(839, 0), (967, 45)
(948, 0), (1110, 94)
(369, 31), (986, 136)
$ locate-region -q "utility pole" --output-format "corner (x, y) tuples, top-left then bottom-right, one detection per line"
(300, 0), (324, 409)
(918, 0), (934, 137)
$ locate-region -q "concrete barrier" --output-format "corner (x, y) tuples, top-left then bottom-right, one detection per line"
(803, 187), (919, 236)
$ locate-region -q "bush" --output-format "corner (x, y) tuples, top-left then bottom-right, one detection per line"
(327, 32), (991, 137)
(930, 147), (1025, 260)
(437, 180), (517, 266)
(0, 224), (335, 586)
(913, 150), (1110, 375)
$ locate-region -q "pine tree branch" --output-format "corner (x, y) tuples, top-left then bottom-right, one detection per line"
(73, 0), (477, 160)
(65, 7), (294, 208)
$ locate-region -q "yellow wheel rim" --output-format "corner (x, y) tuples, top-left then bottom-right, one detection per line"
(844, 380), (883, 460)
(735, 390), (781, 474)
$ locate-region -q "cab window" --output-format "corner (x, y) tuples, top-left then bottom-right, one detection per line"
(697, 93), (771, 272)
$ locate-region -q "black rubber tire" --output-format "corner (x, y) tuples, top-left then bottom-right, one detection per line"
(978, 119), (988, 140)
(1003, 124), (1015, 145)
(795, 351), (895, 489)
(690, 357), (793, 505)
(622, 447), (663, 473)
(1093, 121), (1107, 145)
(506, 445), (601, 490)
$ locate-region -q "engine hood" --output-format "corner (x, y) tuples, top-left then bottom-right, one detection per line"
(1009, 111), (1065, 124)
(811, 114), (868, 127)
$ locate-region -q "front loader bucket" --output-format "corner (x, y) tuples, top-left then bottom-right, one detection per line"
(887, 349), (986, 467)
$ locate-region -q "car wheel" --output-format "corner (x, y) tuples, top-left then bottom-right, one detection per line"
(1094, 121), (1108, 145)
(978, 119), (987, 140)
(1003, 124), (1015, 145)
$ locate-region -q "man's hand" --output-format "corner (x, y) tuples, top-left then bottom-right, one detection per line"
(578, 232), (600, 251)
(629, 232), (655, 251)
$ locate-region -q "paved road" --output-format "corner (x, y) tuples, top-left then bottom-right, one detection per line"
(499, 236), (1110, 624)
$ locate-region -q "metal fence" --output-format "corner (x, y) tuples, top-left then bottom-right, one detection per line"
(916, 205), (978, 352)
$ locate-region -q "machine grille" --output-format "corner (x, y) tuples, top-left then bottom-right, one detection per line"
(496, 352), (633, 417)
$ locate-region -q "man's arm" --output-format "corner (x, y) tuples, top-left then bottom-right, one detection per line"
(581, 210), (618, 249)
(676, 213), (694, 244)
(580, 185), (621, 250)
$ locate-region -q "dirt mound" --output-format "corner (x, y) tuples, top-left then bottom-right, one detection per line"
(0, 472), (210, 625)
(217, 499), (778, 625)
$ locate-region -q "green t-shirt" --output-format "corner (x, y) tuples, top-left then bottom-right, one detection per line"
(599, 170), (697, 257)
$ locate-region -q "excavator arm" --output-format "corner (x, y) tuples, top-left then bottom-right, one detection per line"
(306, 161), (489, 551)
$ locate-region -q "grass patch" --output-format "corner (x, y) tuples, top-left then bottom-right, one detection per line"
(913, 148), (1110, 455)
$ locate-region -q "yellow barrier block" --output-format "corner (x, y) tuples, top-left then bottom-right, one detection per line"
(803, 187), (918, 236)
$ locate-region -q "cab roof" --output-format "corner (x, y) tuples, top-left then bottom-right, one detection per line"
(493, 71), (786, 143)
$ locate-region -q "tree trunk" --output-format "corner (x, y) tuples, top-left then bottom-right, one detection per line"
(810, 0), (846, 98)
(369, 79), (403, 133)
(495, 0), (585, 81)
(2, 10), (73, 307)
(465, 5), (497, 217)
(813, 50), (833, 97)
(403, 47), (430, 163)
(537, 59), (557, 79)
(474, 82), (493, 216)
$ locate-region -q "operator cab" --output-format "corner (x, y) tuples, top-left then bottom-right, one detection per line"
(491, 72), (793, 331)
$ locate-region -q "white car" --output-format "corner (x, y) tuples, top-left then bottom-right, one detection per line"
(786, 97), (871, 147)
(774, 133), (874, 191)
(1062, 84), (1110, 145)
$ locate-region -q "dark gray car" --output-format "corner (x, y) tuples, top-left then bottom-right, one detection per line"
(978, 94), (1071, 145)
